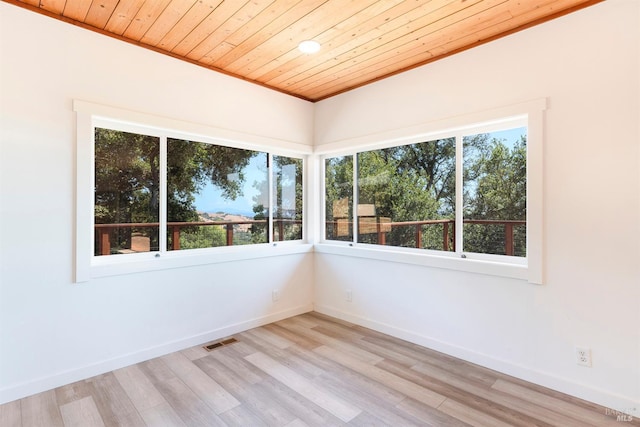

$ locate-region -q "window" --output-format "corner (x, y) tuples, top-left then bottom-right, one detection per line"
(320, 99), (545, 284)
(325, 155), (353, 242)
(94, 129), (303, 257)
(463, 127), (527, 257)
(94, 128), (160, 256)
(356, 138), (456, 250)
(272, 156), (304, 241)
(324, 126), (526, 258)
(165, 139), (269, 251)
(75, 101), (309, 281)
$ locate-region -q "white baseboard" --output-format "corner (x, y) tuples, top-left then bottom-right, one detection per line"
(314, 304), (640, 418)
(0, 304), (313, 405)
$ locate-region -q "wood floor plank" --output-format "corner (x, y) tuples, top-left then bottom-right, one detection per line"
(59, 396), (105, 427)
(138, 401), (186, 427)
(283, 418), (310, 427)
(113, 364), (166, 412)
(237, 330), (327, 379)
(195, 353), (298, 426)
(436, 398), (514, 427)
(206, 345), (265, 385)
(85, 372), (146, 427)
(180, 344), (211, 361)
(276, 314), (320, 329)
(395, 397), (472, 427)
(139, 357), (226, 426)
(362, 333), (500, 387)
(310, 371), (422, 427)
(410, 361), (592, 427)
(161, 351), (240, 414)
(218, 404), (270, 426)
(243, 325), (295, 350)
(0, 399), (21, 427)
(55, 379), (94, 407)
(305, 311), (356, 327)
(286, 345), (407, 405)
(255, 376), (347, 427)
(245, 351), (362, 422)
(314, 344), (447, 409)
(278, 322), (385, 364)
(21, 389), (64, 427)
(262, 323), (323, 350)
(492, 379), (623, 427)
(344, 333), (422, 367)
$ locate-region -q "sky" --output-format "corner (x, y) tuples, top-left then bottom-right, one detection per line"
(193, 155), (267, 217)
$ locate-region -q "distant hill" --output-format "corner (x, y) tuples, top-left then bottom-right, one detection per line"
(197, 211), (257, 232)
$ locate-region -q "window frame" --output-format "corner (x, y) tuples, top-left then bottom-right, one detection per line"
(317, 99), (545, 284)
(75, 101), (312, 283)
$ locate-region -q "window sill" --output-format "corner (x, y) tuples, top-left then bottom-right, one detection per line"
(314, 242), (529, 282)
(86, 242), (313, 281)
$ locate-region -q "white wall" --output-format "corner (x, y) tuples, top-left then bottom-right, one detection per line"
(314, 0), (639, 415)
(0, 3), (314, 403)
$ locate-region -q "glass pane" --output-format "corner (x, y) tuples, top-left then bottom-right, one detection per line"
(272, 156), (303, 241)
(356, 139), (455, 250)
(167, 139), (268, 250)
(325, 156), (353, 241)
(94, 128), (159, 256)
(463, 127), (527, 257)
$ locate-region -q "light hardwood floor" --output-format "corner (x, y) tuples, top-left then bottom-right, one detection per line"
(1, 312), (636, 426)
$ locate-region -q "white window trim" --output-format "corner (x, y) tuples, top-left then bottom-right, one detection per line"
(75, 100), (312, 283)
(316, 98), (546, 284)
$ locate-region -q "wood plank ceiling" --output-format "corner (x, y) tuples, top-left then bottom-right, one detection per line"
(4, 0), (601, 102)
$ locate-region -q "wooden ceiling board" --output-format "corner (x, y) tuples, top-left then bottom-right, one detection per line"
(139, 0), (195, 46)
(255, 1), (416, 86)
(177, 0), (251, 59)
(251, 0), (419, 83)
(221, 1), (383, 75)
(193, 0), (287, 63)
(280, 0), (502, 94)
(2, 0), (603, 102)
(206, 0), (327, 69)
(39, 0), (65, 14)
(121, 0), (173, 40)
(84, 0), (120, 29)
(62, 0), (91, 22)
(104, 0), (147, 35)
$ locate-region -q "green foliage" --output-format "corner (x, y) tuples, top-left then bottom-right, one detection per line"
(325, 156), (354, 241)
(174, 225), (227, 250)
(464, 134), (527, 256)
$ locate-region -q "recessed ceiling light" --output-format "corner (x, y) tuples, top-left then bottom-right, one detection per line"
(298, 40), (321, 54)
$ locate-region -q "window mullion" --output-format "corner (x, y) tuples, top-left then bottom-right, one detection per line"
(268, 153), (274, 244)
(352, 154), (358, 244)
(455, 134), (464, 255)
(159, 135), (167, 254)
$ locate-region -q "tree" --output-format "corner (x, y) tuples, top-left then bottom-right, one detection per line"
(463, 134), (527, 256)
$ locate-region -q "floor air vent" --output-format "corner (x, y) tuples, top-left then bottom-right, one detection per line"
(203, 337), (238, 351)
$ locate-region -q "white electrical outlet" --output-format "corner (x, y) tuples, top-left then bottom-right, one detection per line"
(346, 289), (352, 302)
(272, 289), (279, 302)
(575, 347), (592, 367)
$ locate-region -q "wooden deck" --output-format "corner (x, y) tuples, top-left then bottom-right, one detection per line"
(1, 312), (634, 426)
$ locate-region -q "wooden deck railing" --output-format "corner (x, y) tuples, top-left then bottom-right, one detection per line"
(95, 218), (524, 256)
(326, 218), (525, 255)
(94, 219), (300, 255)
